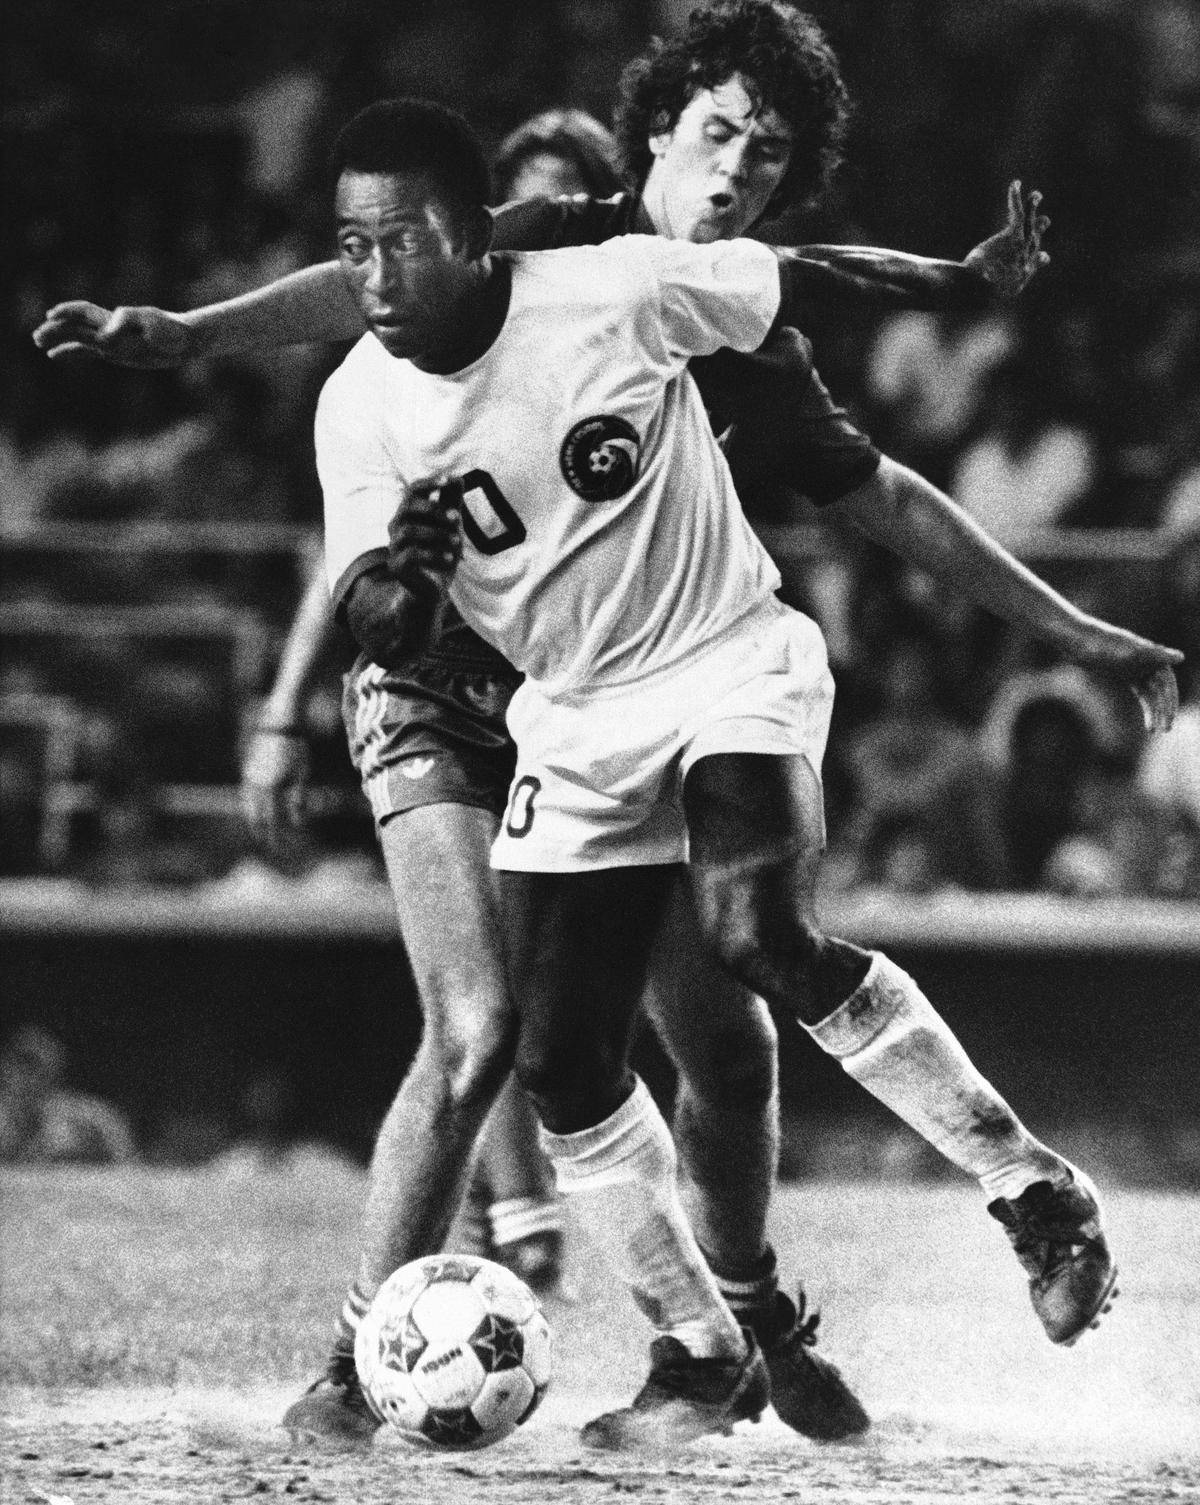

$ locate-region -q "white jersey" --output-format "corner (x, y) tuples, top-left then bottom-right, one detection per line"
(318, 234), (784, 698)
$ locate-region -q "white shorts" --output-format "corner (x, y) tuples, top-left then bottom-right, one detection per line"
(491, 597), (835, 872)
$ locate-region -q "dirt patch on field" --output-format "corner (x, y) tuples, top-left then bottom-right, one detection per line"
(6, 1388), (1199, 1505)
(4, 1173), (1200, 1504)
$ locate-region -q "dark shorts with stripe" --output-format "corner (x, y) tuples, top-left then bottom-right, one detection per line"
(341, 654), (520, 826)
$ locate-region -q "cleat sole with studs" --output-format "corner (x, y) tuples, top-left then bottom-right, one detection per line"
(1059, 1268), (1119, 1347)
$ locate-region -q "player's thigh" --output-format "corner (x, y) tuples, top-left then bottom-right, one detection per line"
(643, 875), (777, 1106)
(503, 864), (676, 1090)
(683, 750), (825, 939)
(379, 802), (516, 1050)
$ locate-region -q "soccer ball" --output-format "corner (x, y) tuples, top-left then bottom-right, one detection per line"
(355, 1254), (552, 1450)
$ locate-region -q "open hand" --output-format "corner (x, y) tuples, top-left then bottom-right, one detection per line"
(1075, 625), (1182, 733)
(241, 727), (312, 851)
(1129, 662), (1181, 734)
(33, 301), (191, 368)
(963, 180), (1050, 299)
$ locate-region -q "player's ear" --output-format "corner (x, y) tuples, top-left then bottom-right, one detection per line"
(648, 126), (673, 160)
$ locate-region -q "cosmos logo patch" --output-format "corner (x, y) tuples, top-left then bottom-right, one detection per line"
(560, 415), (641, 501)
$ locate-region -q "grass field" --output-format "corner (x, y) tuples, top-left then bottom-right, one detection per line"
(3, 1166), (1199, 1504)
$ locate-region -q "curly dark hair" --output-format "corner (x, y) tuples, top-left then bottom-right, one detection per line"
(614, 0), (850, 213)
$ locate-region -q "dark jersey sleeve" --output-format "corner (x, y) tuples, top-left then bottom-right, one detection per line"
(773, 245), (993, 321)
(490, 202), (970, 508)
(691, 329), (881, 510)
(490, 193), (636, 252)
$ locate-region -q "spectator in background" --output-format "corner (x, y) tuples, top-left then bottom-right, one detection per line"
(950, 358), (1096, 547)
(833, 615), (974, 891)
(918, 666), (1197, 898)
(493, 106), (630, 200)
(865, 304), (1014, 489)
(208, 1065), (356, 1180)
(0, 1024), (136, 1164)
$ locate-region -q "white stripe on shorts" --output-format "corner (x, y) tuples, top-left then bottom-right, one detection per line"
(352, 662), (394, 819)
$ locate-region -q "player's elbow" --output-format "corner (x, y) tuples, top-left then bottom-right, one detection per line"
(344, 571), (435, 667)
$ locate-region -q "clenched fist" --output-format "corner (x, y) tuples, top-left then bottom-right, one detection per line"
(387, 474), (465, 600)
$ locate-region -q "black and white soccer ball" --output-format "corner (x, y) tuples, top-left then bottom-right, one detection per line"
(355, 1254), (552, 1450)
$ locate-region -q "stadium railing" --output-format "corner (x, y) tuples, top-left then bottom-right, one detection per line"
(0, 518), (1183, 877)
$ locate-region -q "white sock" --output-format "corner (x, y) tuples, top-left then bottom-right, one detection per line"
(488, 1195), (563, 1250)
(539, 1078), (746, 1360)
(805, 953), (1067, 1203)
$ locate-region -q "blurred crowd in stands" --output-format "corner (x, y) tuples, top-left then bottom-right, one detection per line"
(3, 0), (1200, 899)
(0, 1021), (358, 1173)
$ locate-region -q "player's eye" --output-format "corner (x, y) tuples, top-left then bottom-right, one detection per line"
(338, 235), (370, 262)
(382, 229), (435, 258)
(704, 122), (735, 143)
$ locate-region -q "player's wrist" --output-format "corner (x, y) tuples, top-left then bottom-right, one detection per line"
(254, 710), (308, 737)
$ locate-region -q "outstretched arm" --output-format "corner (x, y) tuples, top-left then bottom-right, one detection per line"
(778, 180), (1049, 316)
(830, 457), (1182, 731)
(34, 181), (1048, 367)
(33, 262), (360, 366)
(241, 542), (338, 848)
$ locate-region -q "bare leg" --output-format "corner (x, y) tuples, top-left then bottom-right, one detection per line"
(647, 865), (870, 1440)
(355, 803), (515, 1291)
(684, 751), (1060, 1170)
(477, 1073), (556, 1205)
(684, 753), (1114, 1347)
(505, 864), (749, 1358)
(474, 1072), (564, 1290)
(644, 878), (778, 1274)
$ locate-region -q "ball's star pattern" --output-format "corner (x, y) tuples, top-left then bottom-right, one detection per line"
(433, 1257), (478, 1283)
(469, 1313), (524, 1371)
(422, 1407), (484, 1446)
(382, 1313), (426, 1373)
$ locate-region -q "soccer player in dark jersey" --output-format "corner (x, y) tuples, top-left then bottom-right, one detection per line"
(34, 0), (1123, 1452)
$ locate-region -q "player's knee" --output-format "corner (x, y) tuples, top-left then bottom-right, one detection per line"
(707, 902), (824, 1001)
(513, 1035), (626, 1131)
(676, 1016), (778, 1113)
(423, 1010), (516, 1111)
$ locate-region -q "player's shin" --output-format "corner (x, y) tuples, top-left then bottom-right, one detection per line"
(803, 952), (1067, 1201)
(673, 1084), (781, 1317)
(539, 1077), (746, 1360)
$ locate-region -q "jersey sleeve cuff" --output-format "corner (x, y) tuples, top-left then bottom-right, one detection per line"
(331, 548), (389, 616)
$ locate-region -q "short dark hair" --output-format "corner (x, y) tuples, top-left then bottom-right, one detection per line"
(331, 99), (492, 217)
(493, 108), (627, 202)
(615, 0), (850, 212)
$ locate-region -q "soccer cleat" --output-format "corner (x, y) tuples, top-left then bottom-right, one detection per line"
(987, 1169), (1118, 1345)
(281, 1352), (382, 1446)
(580, 1331), (770, 1452)
(750, 1288), (869, 1440)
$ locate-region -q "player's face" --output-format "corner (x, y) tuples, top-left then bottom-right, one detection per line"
(643, 75), (793, 243)
(505, 151), (589, 200)
(335, 170), (483, 363)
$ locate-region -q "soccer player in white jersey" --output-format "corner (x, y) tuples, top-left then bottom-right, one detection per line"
(31, 4), (1174, 1449)
(313, 97), (1180, 1447)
